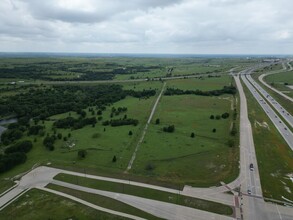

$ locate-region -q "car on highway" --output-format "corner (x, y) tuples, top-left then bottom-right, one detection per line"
(249, 163), (254, 171)
(247, 189), (251, 195)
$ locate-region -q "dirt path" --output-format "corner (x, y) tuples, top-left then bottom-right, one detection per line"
(125, 82), (166, 171)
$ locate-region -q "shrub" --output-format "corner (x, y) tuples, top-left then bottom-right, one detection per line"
(78, 150), (87, 158)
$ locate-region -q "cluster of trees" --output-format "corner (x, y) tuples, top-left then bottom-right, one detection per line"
(210, 112), (230, 120)
(110, 106), (127, 117)
(1, 128), (23, 145)
(102, 118), (139, 127)
(163, 125), (175, 133)
(0, 85), (156, 124)
(0, 153), (27, 173)
(0, 61), (161, 81)
(125, 89), (156, 99)
(53, 117), (97, 130)
(43, 135), (56, 151)
(0, 140), (33, 173)
(164, 85), (237, 96)
(28, 125), (44, 135)
(4, 140), (33, 154)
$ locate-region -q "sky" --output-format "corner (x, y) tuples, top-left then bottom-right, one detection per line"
(0, 0), (292, 54)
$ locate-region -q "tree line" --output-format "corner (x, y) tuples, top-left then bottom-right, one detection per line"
(164, 85), (237, 96)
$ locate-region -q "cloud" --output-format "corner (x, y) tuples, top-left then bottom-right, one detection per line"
(16, 0), (182, 23)
(0, 0), (292, 54)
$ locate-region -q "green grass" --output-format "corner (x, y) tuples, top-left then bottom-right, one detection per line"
(54, 173), (233, 216)
(0, 179), (15, 195)
(264, 71), (293, 98)
(132, 93), (239, 186)
(0, 94), (157, 180)
(166, 75), (233, 91)
(47, 184), (163, 220)
(242, 79), (293, 202)
(0, 188), (130, 220)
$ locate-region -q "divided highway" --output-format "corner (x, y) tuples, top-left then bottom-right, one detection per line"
(240, 71), (293, 151)
(246, 74), (293, 128)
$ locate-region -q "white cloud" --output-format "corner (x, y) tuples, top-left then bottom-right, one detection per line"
(0, 0), (292, 54)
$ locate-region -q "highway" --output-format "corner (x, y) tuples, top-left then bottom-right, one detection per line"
(246, 74), (293, 128)
(240, 71), (293, 151)
(258, 61), (293, 103)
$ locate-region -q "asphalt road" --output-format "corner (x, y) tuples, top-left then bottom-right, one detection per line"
(0, 166), (233, 220)
(258, 63), (293, 103)
(246, 74), (293, 128)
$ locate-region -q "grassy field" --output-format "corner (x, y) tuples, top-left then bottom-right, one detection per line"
(0, 74), (241, 190)
(132, 95), (238, 186)
(0, 57), (245, 189)
(53, 173), (233, 216)
(167, 75), (233, 91)
(0, 93), (158, 180)
(47, 184), (162, 220)
(242, 79), (293, 201)
(0, 57), (258, 82)
(0, 188), (130, 220)
(264, 70), (293, 98)
(131, 75), (239, 186)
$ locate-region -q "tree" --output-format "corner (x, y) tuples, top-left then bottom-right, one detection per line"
(215, 115), (221, 120)
(210, 115), (214, 119)
(190, 132), (195, 138)
(155, 118), (160, 124)
(227, 139), (235, 148)
(128, 130), (133, 136)
(78, 150), (87, 158)
(112, 155), (117, 162)
(212, 128), (216, 133)
(163, 125), (175, 133)
(57, 133), (62, 140)
(221, 112), (230, 119)
(5, 140), (33, 154)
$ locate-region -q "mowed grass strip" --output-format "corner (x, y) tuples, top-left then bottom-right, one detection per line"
(47, 183), (163, 220)
(0, 188), (130, 220)
(132, 93), (239, 186)
(54, 173), (233, 216)
(242, 79), (293, 201)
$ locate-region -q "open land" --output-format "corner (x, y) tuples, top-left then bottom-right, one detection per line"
(0, 56), (292, 219)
